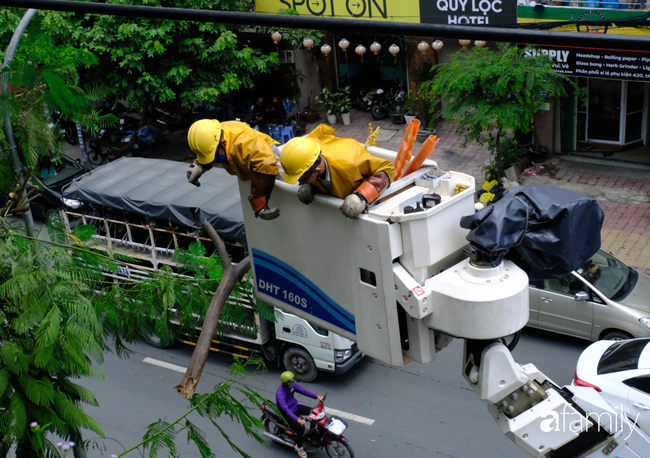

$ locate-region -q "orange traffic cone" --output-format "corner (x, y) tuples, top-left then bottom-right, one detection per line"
(393, 119), (420, 181)
(402, 135), (439, 177)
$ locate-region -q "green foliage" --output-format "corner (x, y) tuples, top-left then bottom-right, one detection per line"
(334, 86), (352, 115)
(316, 87), (337, 115)
(0, 215), (277, 457)
(258, 9), (324, 50)
(419, 44), (582, 178)
(0, 12), (117, 194)
(403, 91), (419, 115)
(60, 0), (280, 110)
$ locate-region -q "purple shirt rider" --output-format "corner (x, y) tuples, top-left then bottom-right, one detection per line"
(276, 383), (318, 421)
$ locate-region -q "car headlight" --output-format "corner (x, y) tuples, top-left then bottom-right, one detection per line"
(63, 198), (81, 209)
(639, 317), (650, 330)
(334, 349), (352, 363)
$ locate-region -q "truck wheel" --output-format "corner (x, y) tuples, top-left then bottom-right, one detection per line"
(143, 333), (173, 349)
(283, 347), (317, 382)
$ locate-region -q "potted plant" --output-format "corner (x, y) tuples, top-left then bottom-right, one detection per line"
(316, 87), (337, 124)
(387, 99), (405, 124)
(337, 86), (353, 126)
(403, 91), (419, 124)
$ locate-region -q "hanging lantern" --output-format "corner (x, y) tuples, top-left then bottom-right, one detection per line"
(321, 43), (332, 56)
(417, 41), (430, 54)
(474, 40), (487, 48)
(271, 31), (282, 44)
(370, 41), (382, 55)
(389, 44), (400, 56)
(432, 40), (444, 51)
(338, 38), (350, 52)
(459, 39), (471, 47)
(355, 45), (366, 56)
(303, 38), (314, 49)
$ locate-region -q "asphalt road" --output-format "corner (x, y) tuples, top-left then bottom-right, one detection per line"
(76, 328), (591, 458)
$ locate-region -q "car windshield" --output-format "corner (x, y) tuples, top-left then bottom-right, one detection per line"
(576, 250), (633, 300)
(41, 158), (84, 187)
(597, 338), (650, 375)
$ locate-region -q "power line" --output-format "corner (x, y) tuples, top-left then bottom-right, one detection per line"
(1, 0), (650, 50)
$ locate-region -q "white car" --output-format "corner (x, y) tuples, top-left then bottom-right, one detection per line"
(574, 338), (650, 434)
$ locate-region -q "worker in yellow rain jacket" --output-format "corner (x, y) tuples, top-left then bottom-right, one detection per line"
(280, 124), (395, 219)
(186, 119), (280, 220)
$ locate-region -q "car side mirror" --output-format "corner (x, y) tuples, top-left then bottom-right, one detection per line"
(574, 291), (589, 302)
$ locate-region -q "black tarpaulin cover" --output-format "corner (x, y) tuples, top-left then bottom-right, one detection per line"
(460, 184), (604, 280)
(62, 157), (247, 247)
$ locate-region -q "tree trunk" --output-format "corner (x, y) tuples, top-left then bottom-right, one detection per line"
(175, 221), (251, 399)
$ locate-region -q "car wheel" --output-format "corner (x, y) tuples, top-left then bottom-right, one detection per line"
(283, 347), (317, 382)
(600, 330), (634, 341)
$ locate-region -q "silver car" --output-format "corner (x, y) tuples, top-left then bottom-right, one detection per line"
(528, 249), (650, 341)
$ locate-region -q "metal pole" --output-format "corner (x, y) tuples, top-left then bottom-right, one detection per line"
(1, 0), (650, 50)
(1, 8), (37, 237)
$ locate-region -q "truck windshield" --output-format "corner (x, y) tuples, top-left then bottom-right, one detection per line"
(576, 250), (635, 300)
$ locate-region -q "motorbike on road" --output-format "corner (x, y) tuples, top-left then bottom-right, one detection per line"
(261, 395), (354, 458)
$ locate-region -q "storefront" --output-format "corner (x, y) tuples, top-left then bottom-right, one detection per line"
(529, 45), (650, 154)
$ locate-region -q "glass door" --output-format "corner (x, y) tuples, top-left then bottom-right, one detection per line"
(624, 82), (646, 145)
(586, 79), (622, 143)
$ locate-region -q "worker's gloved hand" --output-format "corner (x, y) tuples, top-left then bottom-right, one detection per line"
(298, 184), (316, 205)
(187, 161), (208, 187)
(340, 193), (367, 219)
(255, 205), (280, 220)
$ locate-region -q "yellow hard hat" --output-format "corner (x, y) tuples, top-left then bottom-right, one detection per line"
(280, 137), (321, 185)
(188, 119), (222, 165)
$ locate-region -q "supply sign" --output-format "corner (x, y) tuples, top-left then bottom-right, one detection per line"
(255, 0), (517, 24)
(524, 46), (650, 82)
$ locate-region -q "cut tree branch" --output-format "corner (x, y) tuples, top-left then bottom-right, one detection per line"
(176, 220), (251, 398)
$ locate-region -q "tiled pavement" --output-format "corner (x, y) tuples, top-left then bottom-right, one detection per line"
(102, 107), (650, 276)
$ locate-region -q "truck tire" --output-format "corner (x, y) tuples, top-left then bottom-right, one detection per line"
(143, 333), (173, 349)
(283, 347), (317, 382)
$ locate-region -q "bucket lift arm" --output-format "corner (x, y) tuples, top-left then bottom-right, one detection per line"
(241, 144), (650, 457)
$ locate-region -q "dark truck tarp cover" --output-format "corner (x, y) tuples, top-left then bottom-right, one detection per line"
(460, 184), (604, 280)
(62, 157), (247, 248)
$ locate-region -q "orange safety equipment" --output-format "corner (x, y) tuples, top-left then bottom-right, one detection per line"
(188, 119), (222, 165)
(304, 125), (395, 202)
(402, 135), (439, 177)
(280, 137), (321, 184)
(393, 119), (420, 181)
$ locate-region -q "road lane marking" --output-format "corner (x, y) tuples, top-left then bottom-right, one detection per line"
(325, 408), (375, 425)
(143, 358), (375, 425)
(143, 357), (187, 373)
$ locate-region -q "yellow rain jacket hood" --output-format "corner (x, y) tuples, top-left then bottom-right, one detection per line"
(221, 121), (279, 180)
(306, 125), (395, 200)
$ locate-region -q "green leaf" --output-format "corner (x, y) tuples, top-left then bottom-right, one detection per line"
(71, 224), (98, 242)
(18, 375), (55, 406)
(185, 420), (214, 458)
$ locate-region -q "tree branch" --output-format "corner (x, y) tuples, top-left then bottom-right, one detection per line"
(175, 221), (251, 398)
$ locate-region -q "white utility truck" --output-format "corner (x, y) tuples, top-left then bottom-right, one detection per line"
(238, 137), (650, 458)
(61, 157), (362, 381)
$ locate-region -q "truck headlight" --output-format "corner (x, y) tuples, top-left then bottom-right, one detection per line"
(63, 198), (81, 209)
(334, 349), (352, 363)
(639, 317), (650, 330)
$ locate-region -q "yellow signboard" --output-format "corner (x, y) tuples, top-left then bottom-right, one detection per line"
(255, 0), (421, 23)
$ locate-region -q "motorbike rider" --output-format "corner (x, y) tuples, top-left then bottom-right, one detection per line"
(186, 119), (280, 220)
(276, 371), (324, 458)
(280, 124), (395, 219)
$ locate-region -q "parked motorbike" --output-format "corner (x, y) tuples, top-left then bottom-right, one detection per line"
(351, 88), (373, 112)
(51, 111), (79, 145)
(88, 124), (165, 166)
(369, 85), (406, 121)
(261, 395), (353, 458)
